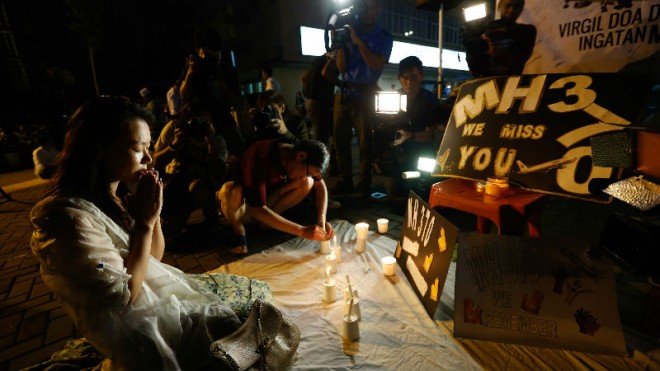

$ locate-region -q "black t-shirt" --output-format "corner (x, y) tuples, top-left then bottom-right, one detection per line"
(405, 88), (441, 132)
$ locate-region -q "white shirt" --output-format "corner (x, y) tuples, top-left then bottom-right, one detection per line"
(265, 76), (281, 93)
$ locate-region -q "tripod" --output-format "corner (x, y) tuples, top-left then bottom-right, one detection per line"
(0, 186), (13, 202)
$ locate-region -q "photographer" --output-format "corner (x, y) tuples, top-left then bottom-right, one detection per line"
(251, 91), (309, 143)
(331, 0), (393, 196)
(179, 26), (245, 156)
(153, 100), (228, 245)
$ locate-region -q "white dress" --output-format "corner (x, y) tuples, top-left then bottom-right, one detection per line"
(30, 196), (241, 370)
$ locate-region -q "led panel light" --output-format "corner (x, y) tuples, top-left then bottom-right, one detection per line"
(417, 157), (436, 172)
(375, 91), (407, 114)
(463, 3), (487, 22)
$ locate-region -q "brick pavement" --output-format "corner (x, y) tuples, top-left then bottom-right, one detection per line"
(0, 169), (654, 369)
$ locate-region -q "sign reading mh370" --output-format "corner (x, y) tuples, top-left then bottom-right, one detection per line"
(434, 74), (653, 201)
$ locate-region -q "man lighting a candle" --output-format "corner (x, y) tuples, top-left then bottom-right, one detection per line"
(217, 139), (335, 254)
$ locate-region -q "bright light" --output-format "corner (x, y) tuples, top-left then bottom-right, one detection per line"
(417, 157), (436, 173)
(375, 91), (407, 114)
(463, 3), (487, 22)
(402, 171), (421, 179)
(300, 26), (469, 71)
(404, 30), (414, 37)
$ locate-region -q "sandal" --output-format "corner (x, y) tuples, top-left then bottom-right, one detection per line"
(230, 234), (248, 255)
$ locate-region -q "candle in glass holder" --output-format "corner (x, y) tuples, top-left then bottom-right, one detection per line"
(355, 238), (367, 253)
(343, 275), (358, 300)
(325, 253), (338, 274)
(485, 177), (510, 197)
(355, 222), (369, 239)
(377, 218), (389, 233)
(331, 245), (342, 263)
(319, 240), (331, 254)
(382, 256), (396, 276)
(323, 267), (337, 303)
(344, 296), (361, 320)
(342, 299), (360, 340)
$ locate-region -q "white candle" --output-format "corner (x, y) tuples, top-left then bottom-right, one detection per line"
(382, 256), (396, 276)
(355, 222), (369, 239)
(331, 245), (342, 263)
(325, 254), (338, 274)
(377, 218), (389, 234)
(355, 238), (367, 253)
(323, 266), (337, 302)
(342, 302), (360, 340)
(319, 240), (331, 254)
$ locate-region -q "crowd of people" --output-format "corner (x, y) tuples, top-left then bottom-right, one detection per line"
(27, 0), (454, 367)
(29, 0), (459, 257)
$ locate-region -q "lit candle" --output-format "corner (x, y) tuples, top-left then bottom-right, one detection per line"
(323, 266), (337, 303)
(325, 253), (338, 274)
(331, 237), (342, 263)
(382, 256), (396, 276)
(355, 222), (369, 240)
(319, 239), (331, 254)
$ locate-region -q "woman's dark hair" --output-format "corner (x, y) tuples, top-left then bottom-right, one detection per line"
(48, 96), (154, 230)
(293, 139), (329, 173)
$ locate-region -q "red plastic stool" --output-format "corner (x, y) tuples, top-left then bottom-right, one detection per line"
(428, 178), (546, 237)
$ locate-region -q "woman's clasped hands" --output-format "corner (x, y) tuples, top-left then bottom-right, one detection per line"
(128, 168), (163, 229)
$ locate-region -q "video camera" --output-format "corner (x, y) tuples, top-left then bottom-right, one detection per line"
(324, 1), (366, 51)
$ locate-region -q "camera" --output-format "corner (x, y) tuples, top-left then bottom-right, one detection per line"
(324, 1), (366, 51)
(253, 105), (282, 138)
(176, 117), (210, 137)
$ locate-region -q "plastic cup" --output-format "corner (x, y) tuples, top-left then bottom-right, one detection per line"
(325, 254), (338, 274)
(377, 218), (389, 234)
(382, 256), (396, 276)
(323, 280), (337, 303)
(342, 314), (360, 341)
(355, 222), (369, 239)
(344, 297), (361, 320)
(320, 240), (331, 254)
(343, 286), (359, 300)
(356, 238), (366, 253)
(331, 246), (342, 263)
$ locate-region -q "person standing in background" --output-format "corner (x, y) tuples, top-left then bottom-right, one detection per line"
(463, 0), (536, 77)
(261, 64), (281, 93)
(332, 0), (393, 197)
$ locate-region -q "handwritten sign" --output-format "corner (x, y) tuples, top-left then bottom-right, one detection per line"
(434, 74), (653, 201)
(395, 191), (458, 318)
(454, 233), (626, 355)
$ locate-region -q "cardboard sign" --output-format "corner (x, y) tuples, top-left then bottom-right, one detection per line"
(517, 1), (660, 74)
(454, 233), (626, 355)
(395, 191), (458, 318)
(434, 74), (654, 202)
